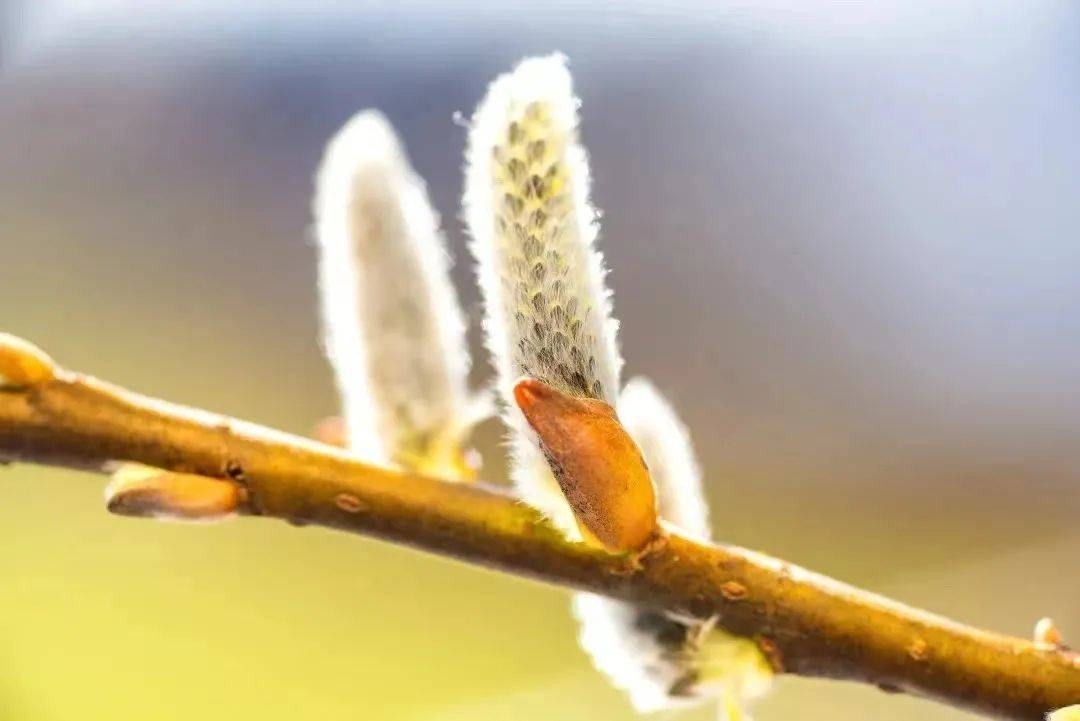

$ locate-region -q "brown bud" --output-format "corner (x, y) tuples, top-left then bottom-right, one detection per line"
(105, 464), (245, 521)
(514, 378), (657, 552)
(0, 333), (56, 387)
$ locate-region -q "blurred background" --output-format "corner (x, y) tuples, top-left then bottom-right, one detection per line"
(1, 1), (1077, 719)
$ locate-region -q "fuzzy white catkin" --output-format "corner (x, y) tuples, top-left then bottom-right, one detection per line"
(1050, 706), (1080, 721)
(574, 378), (773, 718)
(314, 110), (479, 480)
(464, 53), (622, 536)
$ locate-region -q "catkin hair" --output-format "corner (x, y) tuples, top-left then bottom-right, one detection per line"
(464, 53), (622, 535)
(574, 378), (772, 718)
(314, 110), (479, 480)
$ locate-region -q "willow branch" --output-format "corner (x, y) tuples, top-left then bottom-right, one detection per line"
(0, 362), (1077, 720)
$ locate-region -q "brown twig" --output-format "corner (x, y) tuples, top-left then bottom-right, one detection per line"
(0, 358), (1077, 719)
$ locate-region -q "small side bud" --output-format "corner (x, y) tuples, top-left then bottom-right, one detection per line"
(1049, 706), (1080, 721)
(1035, 617), (1065, 649)
(313, 415), (348, 448)
(514, 378), (656, 552)
(105, 464), (245, 522)
(0, 333), (56, 388)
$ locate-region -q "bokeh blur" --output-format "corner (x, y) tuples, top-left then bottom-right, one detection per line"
(1, 1), (1078, 719)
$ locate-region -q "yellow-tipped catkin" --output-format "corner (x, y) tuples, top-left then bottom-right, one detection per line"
(0, 333), (56, 387)
(465, 54), (624, 539)
(314, 110), (484, 482)
(573, 378), (772, 717)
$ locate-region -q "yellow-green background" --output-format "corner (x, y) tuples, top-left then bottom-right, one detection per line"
(1, 2), (1078, 719)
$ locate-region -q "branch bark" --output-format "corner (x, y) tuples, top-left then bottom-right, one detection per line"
(0, 365), (1077, 720)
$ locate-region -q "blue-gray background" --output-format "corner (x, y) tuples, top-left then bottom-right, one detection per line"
(1, 2), (1077, 719)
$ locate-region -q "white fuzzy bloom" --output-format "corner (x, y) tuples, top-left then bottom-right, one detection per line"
(1050, 706), (1080, 721)
(619, 377), (711, 541)
(314, 110), (480, 480)
(572, 592), (697, 713)
(574, 378), (773, 717)
(464, 53), (622, 536)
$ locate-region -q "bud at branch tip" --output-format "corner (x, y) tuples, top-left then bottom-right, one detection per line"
(0, 332), (56, 388)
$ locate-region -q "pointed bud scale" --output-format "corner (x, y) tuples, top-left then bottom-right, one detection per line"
(105, 464), (244, 521)
(514, 378), (656, 552)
